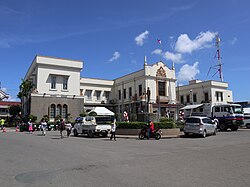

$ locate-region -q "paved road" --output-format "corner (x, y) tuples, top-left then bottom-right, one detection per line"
(0, 129), (250, 187)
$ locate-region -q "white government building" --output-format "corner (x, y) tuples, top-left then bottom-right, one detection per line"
(22, 55), (233, 122)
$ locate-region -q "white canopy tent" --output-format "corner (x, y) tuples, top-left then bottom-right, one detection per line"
(180, 104), (203, 110)
(89, 107), (114, 116)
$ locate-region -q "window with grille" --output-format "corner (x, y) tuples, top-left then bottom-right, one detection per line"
(129, 87), (132, 98)
(62, 105), (68, 118)
(104, 91), (110, 100)
(180, 96), (184, 104)
(56, 104), (62, 117)
(123, 89), (126, 99)
(204, 92), (209, 102)
(139, 85), (142, 96)
(85, 90), (92, 100)
(193, 94), (197, 103)
(96, 91), (101, 101)
(50, 104), (56, 119)
(63, 77), (68, 90)
(118, 90), (121, 100)
(158, 82), (165, 96)
(51, 76), (56, 89)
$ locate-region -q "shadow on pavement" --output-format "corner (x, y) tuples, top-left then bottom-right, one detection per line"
(180, 135), (203, 139)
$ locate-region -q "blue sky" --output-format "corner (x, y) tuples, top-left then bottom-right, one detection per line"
(0, 0), (249, 102)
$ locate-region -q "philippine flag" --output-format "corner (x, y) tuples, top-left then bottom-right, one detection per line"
(157, 39), (162, 44)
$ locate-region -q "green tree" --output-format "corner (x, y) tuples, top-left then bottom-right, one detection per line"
(17, 79), (36, 117)
(17, 79), (35, 99)
(55, 115), (61, 121)
(28, 115), (37, 123)
(42, 115), (49, 122)
(9, 105), (21, 117)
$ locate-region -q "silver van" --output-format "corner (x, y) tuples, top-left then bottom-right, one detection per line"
(184, 116), (217, 138)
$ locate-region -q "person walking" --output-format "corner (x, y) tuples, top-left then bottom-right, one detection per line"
(0, 118), (5, 130)
(28, 119), (33, 134)
(59, 119), (65, 138)
(65, 122), (72, 137)
(40, 119), (47, 136)
(110, 118), (117, 141)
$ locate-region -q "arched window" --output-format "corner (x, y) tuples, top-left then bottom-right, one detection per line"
(62, 104), (68, 119)
(50, 104), (56, 119)
(56, 104), (62, 117)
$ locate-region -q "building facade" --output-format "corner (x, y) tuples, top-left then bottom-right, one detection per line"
(177, 79), (233, 105)
(23, 55), (177, 122)
(23, 55), (235, 122)
(112, 59), (177, 121)
(0, 101), (21, 120)
(23, 56), (85, 121)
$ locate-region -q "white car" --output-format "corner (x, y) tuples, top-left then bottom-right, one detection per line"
(184, 116), (217, 138)
(243, 108), (250, 128)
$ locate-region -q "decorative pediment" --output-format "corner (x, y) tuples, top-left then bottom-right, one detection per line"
(156, 67), (166, 77)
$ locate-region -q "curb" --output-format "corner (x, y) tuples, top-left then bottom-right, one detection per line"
(115, 134), (181, 139)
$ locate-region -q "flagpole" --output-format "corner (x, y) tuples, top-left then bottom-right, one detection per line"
(157, 39), (162, 62)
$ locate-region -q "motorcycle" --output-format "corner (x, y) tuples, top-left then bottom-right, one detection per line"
(138, 126), (162, 140)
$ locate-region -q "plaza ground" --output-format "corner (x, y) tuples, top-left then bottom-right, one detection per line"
(0, 129), (250, 187)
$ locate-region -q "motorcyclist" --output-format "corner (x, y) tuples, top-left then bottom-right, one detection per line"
(147, 120), (155, 139)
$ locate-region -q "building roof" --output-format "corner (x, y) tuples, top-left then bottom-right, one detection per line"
(0, 101), (21, 106)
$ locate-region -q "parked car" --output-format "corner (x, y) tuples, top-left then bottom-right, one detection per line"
(243, 108), (250, 129)
(184, 116), (217, 138)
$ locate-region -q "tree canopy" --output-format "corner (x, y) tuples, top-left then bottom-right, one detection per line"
(17, 79), (35, 99)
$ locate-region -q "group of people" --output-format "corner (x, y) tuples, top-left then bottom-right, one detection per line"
(24, 118), (72, 138)
(19, 117), (155, 140)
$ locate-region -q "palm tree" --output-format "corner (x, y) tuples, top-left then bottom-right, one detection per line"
(17, 79), (35, 99)
(17, 79), (35, 117)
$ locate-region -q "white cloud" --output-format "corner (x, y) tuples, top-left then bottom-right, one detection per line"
(109, 51), (120, 62)
(152, 49), (183, 63)
(1, 87), (7, 92)
(0, 5), (20, 16)
(177, 62), (200, 82)
(229, 37), (238, 45)
(163, 51), (183, 63)
(175, 31), (217, 53)
(135, 30), (149, 46)
(151, 49), (162, 55)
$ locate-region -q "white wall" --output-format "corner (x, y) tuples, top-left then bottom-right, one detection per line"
(37, 66), (81, 95)
(26, 56), (83, 96)
(80, 78), (114, 104)
(178, 80), (233, 105)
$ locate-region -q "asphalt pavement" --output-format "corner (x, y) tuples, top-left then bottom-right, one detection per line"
(0, 128), (250, 187)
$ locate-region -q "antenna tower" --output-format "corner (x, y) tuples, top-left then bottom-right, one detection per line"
(207, 34), (224, 81)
